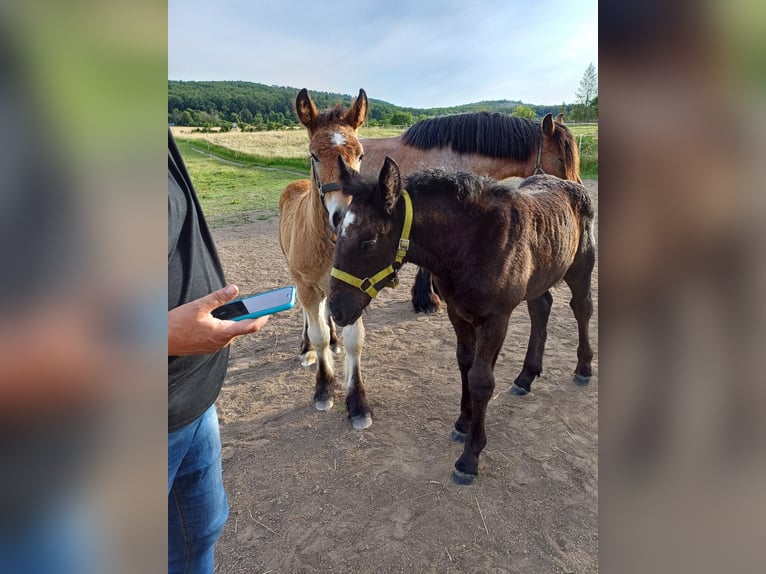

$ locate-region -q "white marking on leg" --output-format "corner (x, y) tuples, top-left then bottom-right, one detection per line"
(300, 309), (317, 366)
(345, 319), (371, 429)
(307, 299), (334, 379)
(342, 320), (365, 395)
(322, 300), (341, 354)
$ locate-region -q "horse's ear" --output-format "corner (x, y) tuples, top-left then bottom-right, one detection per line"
(296, 88), (318, 131)
(378, 156), (402, 214)
(347, 89), (369, 130)
(542, 113), (555, 137)
(555, 113), (565, 124)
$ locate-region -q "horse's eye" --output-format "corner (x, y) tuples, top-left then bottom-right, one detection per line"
(359, 153), (365, 161)
(361, 239), (376, 252)
(310, 153), (319, 162)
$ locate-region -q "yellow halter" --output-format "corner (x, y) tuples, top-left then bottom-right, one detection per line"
(330, 190), (413, 298)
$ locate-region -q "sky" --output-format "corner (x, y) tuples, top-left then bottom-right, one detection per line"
(168, 0), (597, 109)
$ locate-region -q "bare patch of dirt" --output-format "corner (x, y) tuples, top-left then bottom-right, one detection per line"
(212, 181), (598, 573)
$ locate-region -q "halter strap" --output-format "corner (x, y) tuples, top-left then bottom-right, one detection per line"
(311, 156), (342, 209)
(311, 156), (340, 243)
(533, 138), (546, 175)
(331, 190), (413, 299)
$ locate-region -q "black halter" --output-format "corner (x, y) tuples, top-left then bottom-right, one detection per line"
(310, 156), (340, 244)
(311, 156), (342, 212)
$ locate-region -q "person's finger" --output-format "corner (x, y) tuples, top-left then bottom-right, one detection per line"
(199, 285), (239, 311)
(224, 315), (269, 336)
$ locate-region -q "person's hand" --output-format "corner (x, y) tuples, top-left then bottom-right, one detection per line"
(168, 285), (269, 355)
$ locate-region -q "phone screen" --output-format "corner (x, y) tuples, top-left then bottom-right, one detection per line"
(243, 288), (293, 314)
(211, 286), (296, 321)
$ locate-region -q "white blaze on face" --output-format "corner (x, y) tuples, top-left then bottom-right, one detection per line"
(331, 132), (347, 147)
(324, 193), (347, 232)
(339, 211), (356, 237)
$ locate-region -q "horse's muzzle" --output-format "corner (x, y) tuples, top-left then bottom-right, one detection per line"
(328, 293), (366, 327)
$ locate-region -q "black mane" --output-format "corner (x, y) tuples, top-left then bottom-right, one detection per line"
(401, 112), (541, 161)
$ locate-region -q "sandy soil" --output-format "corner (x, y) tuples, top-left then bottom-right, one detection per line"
(211, 181), (598, 573)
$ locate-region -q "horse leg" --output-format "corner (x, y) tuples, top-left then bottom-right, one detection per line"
(453, 314), (509, 486)
(410, 267), (442, 314)
(326, 304), (341, 355)
(299, 309), (316, 367)
(342, 319), (372, 429)
(511, 290), (554, 396)
(564, 248), (596, 386)
(301, 308), (339, 365)
(447, 306), (476, 444)
(300, 287), (337, 410)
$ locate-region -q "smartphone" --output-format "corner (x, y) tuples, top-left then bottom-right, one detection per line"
(211, 286), (296, 321)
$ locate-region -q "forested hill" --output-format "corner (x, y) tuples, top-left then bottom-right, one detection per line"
(168, 80), (570, 130)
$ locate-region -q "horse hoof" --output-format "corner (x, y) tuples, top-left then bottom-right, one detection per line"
(573, 373), (591, 387)
(301, 351), (317, 367)
(510, 384), (529, 396)
(351, 414), (372, 430)
(413, 301), (440, 314)
(330, 344), (341, 355)
(450, 429), (467, 443)
(451, 469), (477, 486)
(314, 398), (334, 411)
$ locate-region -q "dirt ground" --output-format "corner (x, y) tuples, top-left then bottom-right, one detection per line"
(212, 181), (598, 573)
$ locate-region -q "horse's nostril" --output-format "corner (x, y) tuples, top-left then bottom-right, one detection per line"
(332, 211), (342, 230)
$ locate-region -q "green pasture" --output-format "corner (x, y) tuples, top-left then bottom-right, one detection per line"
(577, 136), (598, 179)
(176, 138), (304, 226)
(567, 123), (598, 179)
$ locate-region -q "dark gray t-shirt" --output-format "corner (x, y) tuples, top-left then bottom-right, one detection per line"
(168, 130), (229, 432)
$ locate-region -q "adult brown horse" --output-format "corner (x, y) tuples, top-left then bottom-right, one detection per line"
(357, 111), (582, 313)
(278, 88), (372, 429)
(327, 157), (595, 485)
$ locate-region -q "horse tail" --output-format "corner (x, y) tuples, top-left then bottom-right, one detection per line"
(564, 181), (596, 257)
(565, 181), (594, 223)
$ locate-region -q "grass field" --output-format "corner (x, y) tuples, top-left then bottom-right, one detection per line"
(176, 122), (597, 224)
(176, 139), (302, 226)
(567, 123), (599, 137)
(567, 123), (598, 178)
(171, 126), (408, 159)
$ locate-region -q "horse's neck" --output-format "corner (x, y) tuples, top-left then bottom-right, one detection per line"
(359, 137), (401, 177)
(403, 195), (465, 277)
(363, 137), (535, 179)
(305, 183), (331, 237)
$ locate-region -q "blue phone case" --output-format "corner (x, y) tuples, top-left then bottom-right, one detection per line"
(211, 286), (296, 321)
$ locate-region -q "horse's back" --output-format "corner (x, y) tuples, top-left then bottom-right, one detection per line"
(517, 175), (593, 222)
(279, 179), (312, 214)
(492, 176), (594, 298)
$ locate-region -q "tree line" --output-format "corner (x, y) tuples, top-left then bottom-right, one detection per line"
(168, 80), (597, 131)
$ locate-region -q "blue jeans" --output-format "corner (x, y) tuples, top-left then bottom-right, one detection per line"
(0, 503), (96, 574)
(168, 405), (229, 574)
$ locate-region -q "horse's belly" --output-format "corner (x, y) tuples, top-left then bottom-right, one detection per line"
(522, 243), (577, 300)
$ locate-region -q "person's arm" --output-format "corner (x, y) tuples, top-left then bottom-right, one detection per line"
(168, 284), (269, 356)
